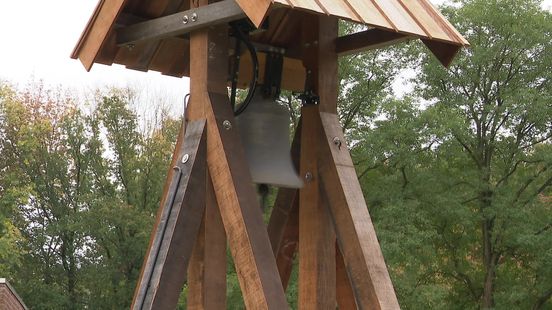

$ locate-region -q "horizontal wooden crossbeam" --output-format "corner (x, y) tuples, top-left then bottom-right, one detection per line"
(335, 28), (411, 56)
(116, 0), (245, 46)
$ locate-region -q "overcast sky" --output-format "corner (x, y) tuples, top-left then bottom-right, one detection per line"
(0, 0), (189, 114)
(0, 0), (551, 112)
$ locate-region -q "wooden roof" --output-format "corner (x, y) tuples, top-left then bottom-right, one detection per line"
(72, 0), (468, 88)
(274, 0), (467, 45)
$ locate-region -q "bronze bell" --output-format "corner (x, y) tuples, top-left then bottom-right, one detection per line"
(236, 90), (303, 188)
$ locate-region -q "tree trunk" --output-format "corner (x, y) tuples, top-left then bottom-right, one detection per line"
(481, 185), (496, 309)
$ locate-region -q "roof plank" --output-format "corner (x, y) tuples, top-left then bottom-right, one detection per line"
(373, 0), (425, 35)
(316, 0), (360, 22)
(399, 0), (450, 41)
(72, 0), (128, 71)
(72, 0), (468, 75)
(285, 0), (325, 14)
(342, 0), (394, 29)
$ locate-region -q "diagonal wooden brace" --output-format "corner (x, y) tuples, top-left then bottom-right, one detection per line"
(317, 112), (400, 310)
(205, 92), (288, 309)
(267, 120), (301, 290)
(132, 119), (207, 310)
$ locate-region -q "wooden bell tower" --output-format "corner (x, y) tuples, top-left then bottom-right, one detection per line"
(72, 0), (468, 308)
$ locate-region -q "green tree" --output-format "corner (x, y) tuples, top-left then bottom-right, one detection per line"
(0, 84), (179, 309)
(352, 1), (552, 309)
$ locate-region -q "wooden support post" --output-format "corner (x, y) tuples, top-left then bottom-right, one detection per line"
(187, 173), (227, 310)
(187, 212), (206, 309)
(186, 1), (229, 308)
(186, 0), (287, 306)
(302, 14), (339, 114)
(298, 105), (336, 309)
(132, 120), (207, 310)
(318, 112), (400, 310)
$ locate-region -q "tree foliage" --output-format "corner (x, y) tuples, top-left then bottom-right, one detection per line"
(0, 83), (179, 309)
(352, 0), (552, 309)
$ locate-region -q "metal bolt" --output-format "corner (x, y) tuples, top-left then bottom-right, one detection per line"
(333, 137), (342, 149)
(191, 12), (198, 22)
(182, 15), (189, 24)
(223, 120), (232, 130)
(181, 153), (190, 164)
(305, 172), (313, 182)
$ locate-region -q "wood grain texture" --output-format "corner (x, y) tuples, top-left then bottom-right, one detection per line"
(187, 173), (227, 310)
(186, 7), (228, 307)
(336, 244), (358, 310)
(131, 117), (187, 309)
(274, 193), (299, 290)
(301, 14), (338, 114)
(317, 112), (400, 310)
(422, 39), (462, 68)
(206, 92), (288, 309)
(237, 53), (306, 92)
(202, 173), (227, 309)
(72, 0), (127, 70)
(236, 0), (271, 27)
(187, 213), (206, 309)
(373, 0), (424, 34)
(342, 0), (393, 27)
(267, 120), (301, 255)
(299, 105), (336, 309)
(116, 0), (245, 46)
(335, 28), (410, 56)
(132, 119), (207, 310)
(267, 120), (301, 289)
(73, 0), (469, 75)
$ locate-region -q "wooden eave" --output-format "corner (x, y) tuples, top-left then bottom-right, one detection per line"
(71, 0), (468, 84)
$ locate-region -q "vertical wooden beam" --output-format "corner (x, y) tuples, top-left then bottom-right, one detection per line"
(186, 1), (228, 308)
(302, 14), (339, 114)
(206, 92), (288, 309)
(203, 173), (227, 308)
(186, 0), (287, 305)
(297, 13), (339, 309)
(318, 112), (400, 310)
(187, 173), (227, 310)
(336, 245), (358, 310)
(298, 105), (336, 309)
(132, 120), (207, 310)
(187, 214), (205, 309)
